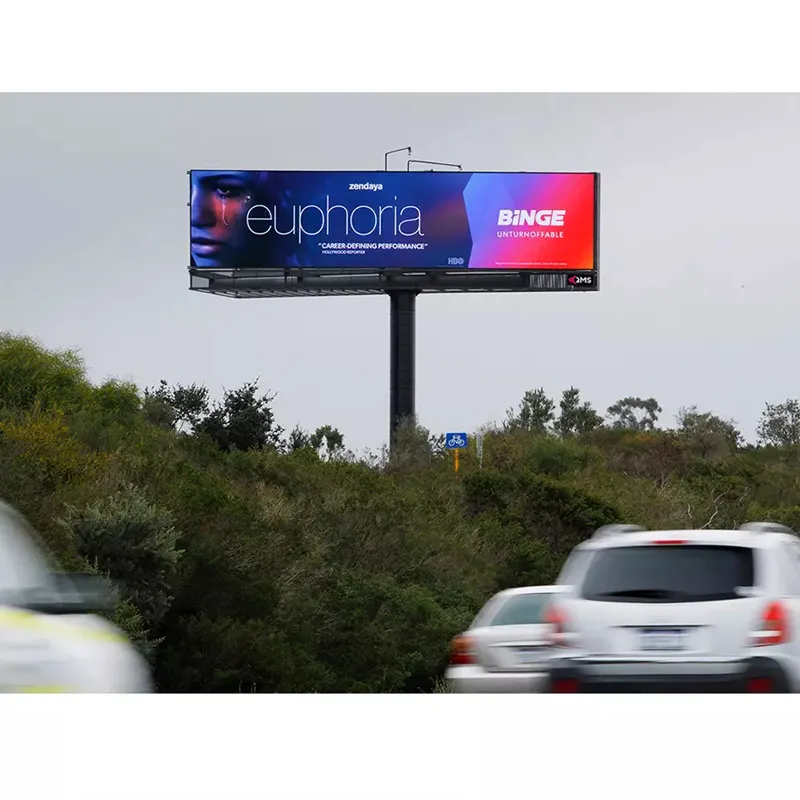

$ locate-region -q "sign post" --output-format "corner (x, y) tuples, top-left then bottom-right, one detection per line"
(445, 432), (468, 474)
(476, 433), (484, 469)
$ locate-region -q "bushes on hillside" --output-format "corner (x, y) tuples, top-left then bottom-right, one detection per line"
(4, 333), (800, 691)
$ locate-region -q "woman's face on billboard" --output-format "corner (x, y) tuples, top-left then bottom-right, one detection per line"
(190, 171), (256, 268)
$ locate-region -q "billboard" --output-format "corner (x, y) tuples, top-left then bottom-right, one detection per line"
(189, 170), (598, 272)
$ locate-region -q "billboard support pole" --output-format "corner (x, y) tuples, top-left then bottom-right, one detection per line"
(388, 288), (418, 448)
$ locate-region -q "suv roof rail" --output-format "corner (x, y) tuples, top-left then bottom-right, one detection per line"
(592, 524), (647, 539)
(739, 521), (797, 535)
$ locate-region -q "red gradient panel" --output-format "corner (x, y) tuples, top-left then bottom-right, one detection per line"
(464, 173), (596, 270)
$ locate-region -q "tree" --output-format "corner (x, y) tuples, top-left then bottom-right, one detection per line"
(287, 425), (312, 452)
(756, 399), (800, 447)
(144, 380), (209, 433)
(504, 388), (555, 434)
(386, 416), (444, 473)
(196, 381), (284, 452)
(676, 405), (742, 458)
(554, 387), (604, 437)
(308, 425), (345, 459)
(287, 424), (345, 460)
(607, 396), (662, 431)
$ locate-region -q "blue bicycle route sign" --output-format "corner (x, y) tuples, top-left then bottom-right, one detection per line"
(445, 432), (468, 450)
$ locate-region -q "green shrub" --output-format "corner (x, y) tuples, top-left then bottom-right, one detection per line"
(0, 333), (91, 413)
(59, 486), (183, 634)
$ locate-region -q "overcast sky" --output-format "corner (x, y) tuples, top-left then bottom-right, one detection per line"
(0, 93), (796, 452)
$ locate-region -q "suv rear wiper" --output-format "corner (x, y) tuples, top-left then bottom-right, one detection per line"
(596, 588), (688, 600)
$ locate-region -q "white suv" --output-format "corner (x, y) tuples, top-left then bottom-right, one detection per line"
(545, 522), (800, 693)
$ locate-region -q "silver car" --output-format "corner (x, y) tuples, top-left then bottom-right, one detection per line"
(446, 585), (558, 692)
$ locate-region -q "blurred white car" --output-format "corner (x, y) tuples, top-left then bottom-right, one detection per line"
(546, 522), (800, 693)
(445, 585), (558, 692)
(0, 500), (152, 692)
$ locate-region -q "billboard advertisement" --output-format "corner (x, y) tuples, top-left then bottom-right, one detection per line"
(189, 170), (598, 272)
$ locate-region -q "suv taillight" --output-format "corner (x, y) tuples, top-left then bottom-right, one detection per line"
(551, 677), (580, 693)
(449, 634), (476, 665)
(544, 604), (574, 648)
(751, 601), (790, 647)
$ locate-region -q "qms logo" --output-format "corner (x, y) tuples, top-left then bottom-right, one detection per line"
(497, 209), (566, 227)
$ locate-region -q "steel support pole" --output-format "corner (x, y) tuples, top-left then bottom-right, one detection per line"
(388, 289), (417, 447)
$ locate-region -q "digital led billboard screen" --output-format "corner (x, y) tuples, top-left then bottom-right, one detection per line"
(189, 170), (598, 272)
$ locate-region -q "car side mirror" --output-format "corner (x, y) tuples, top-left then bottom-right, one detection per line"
(18, 573), (114, 615)
(60, 573), (114, 612)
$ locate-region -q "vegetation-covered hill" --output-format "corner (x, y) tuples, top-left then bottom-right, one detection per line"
(2, 332), (800, 692)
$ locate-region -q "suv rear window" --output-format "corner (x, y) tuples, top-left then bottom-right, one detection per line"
(489, 593), (551, 626)
(556, 549), (593, 585)
(580, 545), (755, 603)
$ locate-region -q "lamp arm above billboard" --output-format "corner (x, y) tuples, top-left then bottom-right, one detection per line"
(406, 159), (462, 171)
(384, 147), (412, 171)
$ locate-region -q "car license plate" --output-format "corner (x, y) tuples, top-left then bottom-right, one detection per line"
(516, 647), (543, 663)
(640, 628), (687, 651)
